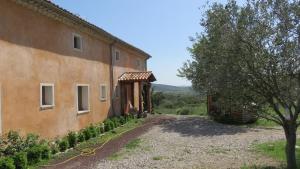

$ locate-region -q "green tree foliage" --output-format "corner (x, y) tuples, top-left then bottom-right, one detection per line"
(179, 0), (300, 168)
(152, 92), (165, 107)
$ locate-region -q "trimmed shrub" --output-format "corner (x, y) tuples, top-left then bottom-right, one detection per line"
(99, 123), (105, 133)
(24, 133), (39, 148)
(111, 120), (116, 129)
(0, 157), (15, 169)
(95, 125), (102, 135)
(13, 152), (27, 169)
(49, 142), (59, 155)
(100, 127), (105, 133)
(58, 139), (69, 152)
(124, 114), (135, 122)
(119, 116), (126, 125)
(27, 145), (42, 165)
(88, 125), (97, 138)
(4, 131), (24, 156)
(125, 115), (130, 122)
(176, 108), (191, 115)
(7, 131), (21, 143)
(83, 128), (91, 140)
(40, 145), (50, 159)
(4, 145), (17, 157)
(106, 119), (116, 129)
(104, 119), (114, 132)
(67, 132), (77, 148)
(77, 132), (85, 143)
(112, 117), (121, 127)
(110, 118), (116, 128)
(129, 114), (135, 120)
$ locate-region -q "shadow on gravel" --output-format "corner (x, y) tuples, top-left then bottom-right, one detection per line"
(160, 116), (253, 137)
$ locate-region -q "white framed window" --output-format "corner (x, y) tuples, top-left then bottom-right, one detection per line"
(115, 50), (120, 61)
(136, 59), (141, 68)
(73, 33), (82, 51)
(40, 83), (55, 108)
(144, 62), (147, 71)
(100, 84), (107, 101)
(76, 84), (90, 114)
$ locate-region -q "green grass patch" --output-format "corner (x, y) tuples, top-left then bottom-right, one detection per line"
(248, 118), (278, 128)
(31, 119), (144, 168)
(108, 138), (143, 161)
(152, 156), (165, 160)
(125, 139), (142, 150)
(254, 139), (300, 168)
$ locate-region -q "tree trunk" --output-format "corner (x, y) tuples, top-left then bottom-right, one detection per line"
(284, 123), (297, 169)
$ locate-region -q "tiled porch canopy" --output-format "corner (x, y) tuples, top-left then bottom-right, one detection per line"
(118, 71), (156, 82)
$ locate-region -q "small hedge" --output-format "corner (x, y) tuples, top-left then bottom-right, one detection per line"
(99, 123), (105, 133)
(50, 142), (59, 155)
(0, 157), (15, 169)
(88, 124), (97, 138)
(119, 116), (126, 125)
(27, 145), (42, 165)
(40, 145), (50, 160)
(83, 127), (92, 141)
(13, 152), (27, 169)
(67, 132), (77, 148)
(77, 131), (85, 143)
(111, 117), (121, 127)
(104, 119), (114, 132)
(0, 114), (137, 168)
(176, 108), (191, 115)
(58, 139), (69, 152)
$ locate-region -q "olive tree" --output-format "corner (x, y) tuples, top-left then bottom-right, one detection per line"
(179, 0), (300, 168)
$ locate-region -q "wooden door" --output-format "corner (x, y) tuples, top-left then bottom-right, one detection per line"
(122, 83), (134, 115)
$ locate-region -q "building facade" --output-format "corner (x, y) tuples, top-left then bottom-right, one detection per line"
(0, 0), (155, 138)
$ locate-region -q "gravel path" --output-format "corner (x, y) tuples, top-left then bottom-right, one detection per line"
(94, 116), (285, 169)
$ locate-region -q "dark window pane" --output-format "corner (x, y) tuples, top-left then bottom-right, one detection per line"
(78, 87), (83, 110)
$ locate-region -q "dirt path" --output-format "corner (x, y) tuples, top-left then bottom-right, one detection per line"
(43, 115), (176, 169)
(94, 116), (285, 169)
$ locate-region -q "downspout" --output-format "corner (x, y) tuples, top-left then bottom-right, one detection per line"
(109, 40), (117, 116)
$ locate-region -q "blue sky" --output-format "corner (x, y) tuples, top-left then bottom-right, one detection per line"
(52, 0), (245, 86)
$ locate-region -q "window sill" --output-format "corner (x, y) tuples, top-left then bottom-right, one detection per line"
(77, 110), (90, 115)
(100, 98), (107, 102)
(73, 48), (82, 52)
(40, 105), (54, 110)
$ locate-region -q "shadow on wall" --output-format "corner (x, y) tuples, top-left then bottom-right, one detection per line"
(160, 117), (256, 137)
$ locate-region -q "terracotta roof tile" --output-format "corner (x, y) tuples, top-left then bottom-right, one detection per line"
(118, 71), (156, 82)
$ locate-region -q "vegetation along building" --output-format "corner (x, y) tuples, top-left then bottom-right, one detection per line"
(0, 0), (156, 138)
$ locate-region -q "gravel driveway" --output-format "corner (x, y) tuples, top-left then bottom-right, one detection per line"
(93, 116), (285, 169)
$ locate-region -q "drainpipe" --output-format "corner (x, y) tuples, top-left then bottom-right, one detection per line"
(109, 40), (116, 116)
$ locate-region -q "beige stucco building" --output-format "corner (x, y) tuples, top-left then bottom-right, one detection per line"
(0, 0), (155, 138)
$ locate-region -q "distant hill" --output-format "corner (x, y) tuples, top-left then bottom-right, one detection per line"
(152, 84), (194, 94)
